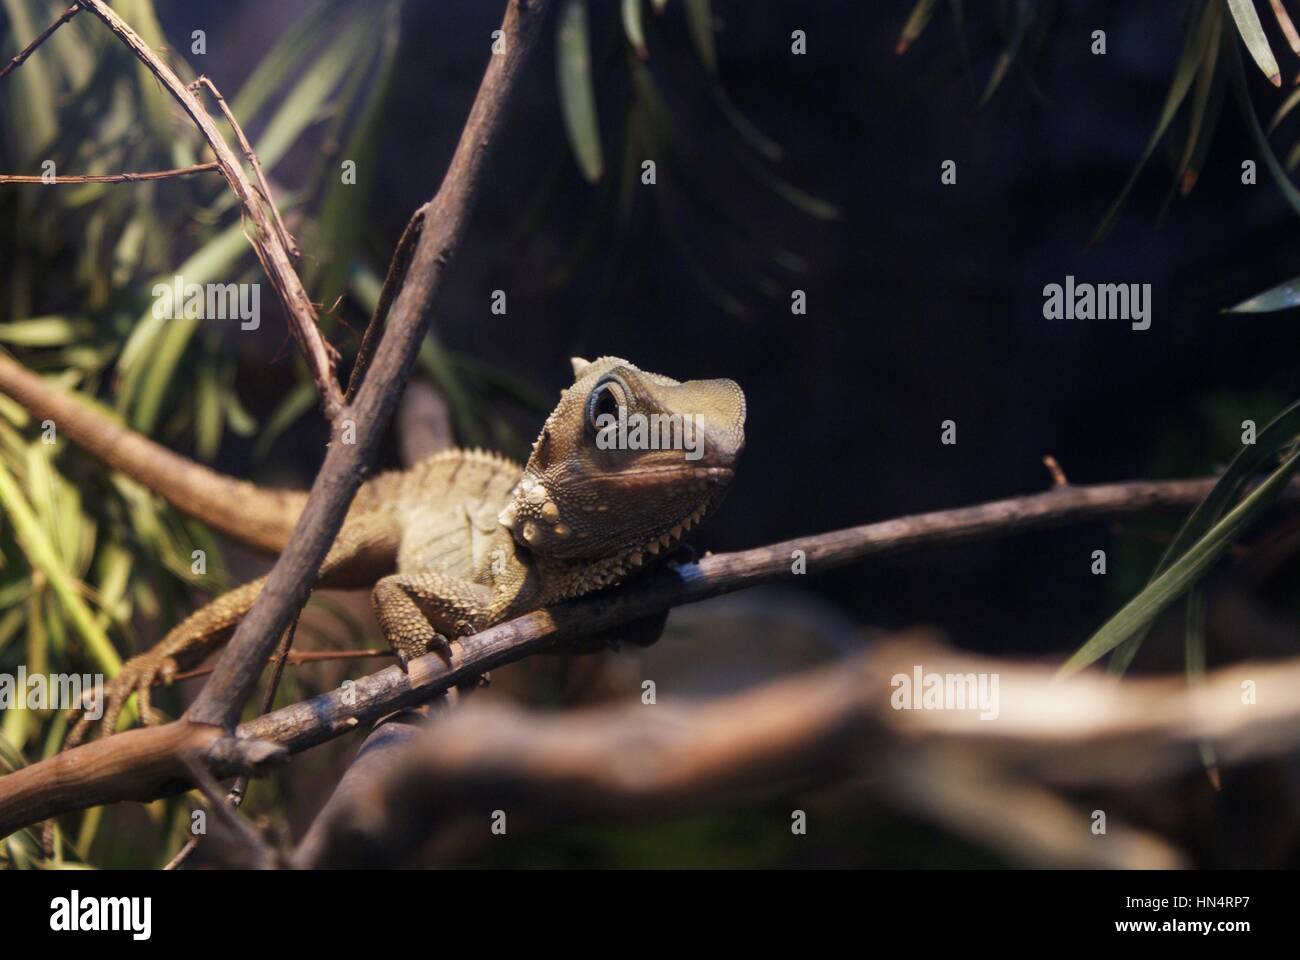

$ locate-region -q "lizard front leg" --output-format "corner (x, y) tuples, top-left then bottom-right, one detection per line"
(67, 575), (267, 747)
(67, 528), (396, 746)
(372, 572), (495, 667)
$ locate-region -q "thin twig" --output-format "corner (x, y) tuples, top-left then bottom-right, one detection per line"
(169, 647), (392, 685)
(167, 621), (302, 870)
(345, 206), (427, 402)
(227, 620), (299, 806)
(190, 75), (300, 260)
(74, 0), (344, 419)
(182, 0), (552, 733)
(0, 161), (220, 184)
(177, 753), (275, 869)
(0, 2), (80, 84)
(1042, 454), (1068, 487)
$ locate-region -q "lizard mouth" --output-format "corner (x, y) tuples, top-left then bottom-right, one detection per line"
(585, 464), (734, 490)
(615, 499), (716, 572)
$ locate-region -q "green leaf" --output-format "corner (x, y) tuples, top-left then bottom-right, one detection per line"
(978, 0), (1033, 108)
(231, 0), (349, 123)
(1090, 0), (1218, 245)
(223, 383), (258, 437)
(1224, 275), (1300, 312)
(253, 379), (316, 461)
(1183, 585), (1220, 785)
(252, 15), (373, 173)
(194, 360), (223, 460)
(684, 0), (717, 73)
(735, 147), (841, 220)
(1226, 18), (1300, 219)
(116, 222), (249, 423)
(1172, 3), (1224, 194)
(1267, 80), (1300, 132)
(0, 459), (122, 675)
(1059, 443), (1300, 677)
(712, 84), (782, 162)
(1109, 397), (1300, 674)
(0, 316), (91, 347)
(557, 0), (604, 182)
(897, 0), (941, 55)
(0, 0), (59, 156)
(309, 0), (403, 305)
(622, 0), (648, 58)
(112, 0), (177, 149)
(1227, 0), (1281, 86)
(132, 316), (198, 434)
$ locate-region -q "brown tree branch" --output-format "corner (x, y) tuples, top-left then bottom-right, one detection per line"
(291, 636), (1293, 868)
(0, 161), (220, 184)
(235, 473), (1300, 757)
(70, 0), (344, 418)
(189, 75), (300, 260)
(168, 647), (392, 685)
(0, 722), (285, 839)
(1, 472), (1298, 837)
(182, 0), (552, 731)
(345, 206), (427, 403)
(0, 2), (80, 83)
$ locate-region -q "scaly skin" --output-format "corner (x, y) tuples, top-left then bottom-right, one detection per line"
(0, 354), (746, 742)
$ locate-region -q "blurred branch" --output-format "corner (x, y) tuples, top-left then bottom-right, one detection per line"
(879, 748), (1187, 869)
(294, 635), (1296, 867)
(4, 469), (1299, 837)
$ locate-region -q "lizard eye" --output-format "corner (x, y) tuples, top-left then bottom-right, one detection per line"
(587, 378), (626, 431)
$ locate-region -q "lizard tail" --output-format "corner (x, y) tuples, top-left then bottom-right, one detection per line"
(0, 353), (307, 553)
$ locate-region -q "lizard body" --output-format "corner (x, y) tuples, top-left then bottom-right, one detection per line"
(0, 354), (745, 740)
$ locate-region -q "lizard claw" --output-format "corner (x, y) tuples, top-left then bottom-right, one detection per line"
(65, 652), (179, 749)
(393, 633), (454, 673)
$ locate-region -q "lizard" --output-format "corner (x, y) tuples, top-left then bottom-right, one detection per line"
(0, 353), (746, 744)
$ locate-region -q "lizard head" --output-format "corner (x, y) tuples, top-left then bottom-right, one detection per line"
(499, 356), (745, 565)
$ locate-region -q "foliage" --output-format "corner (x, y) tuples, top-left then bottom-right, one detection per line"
(0, 0), (828, 868)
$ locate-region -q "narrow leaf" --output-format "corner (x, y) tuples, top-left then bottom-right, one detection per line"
(1091, 1), (1218, 244)
(1228, 0), (1282, 85)
(897, 0), (941, 55)
(1059, 444), (1300, 676)
(1225, 275), (1300, 312)
(557, 0), (605, 182)
(1109, 397), (1300, 673)
(622, 0), (648, 58)
(684, 0), (717, 73)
